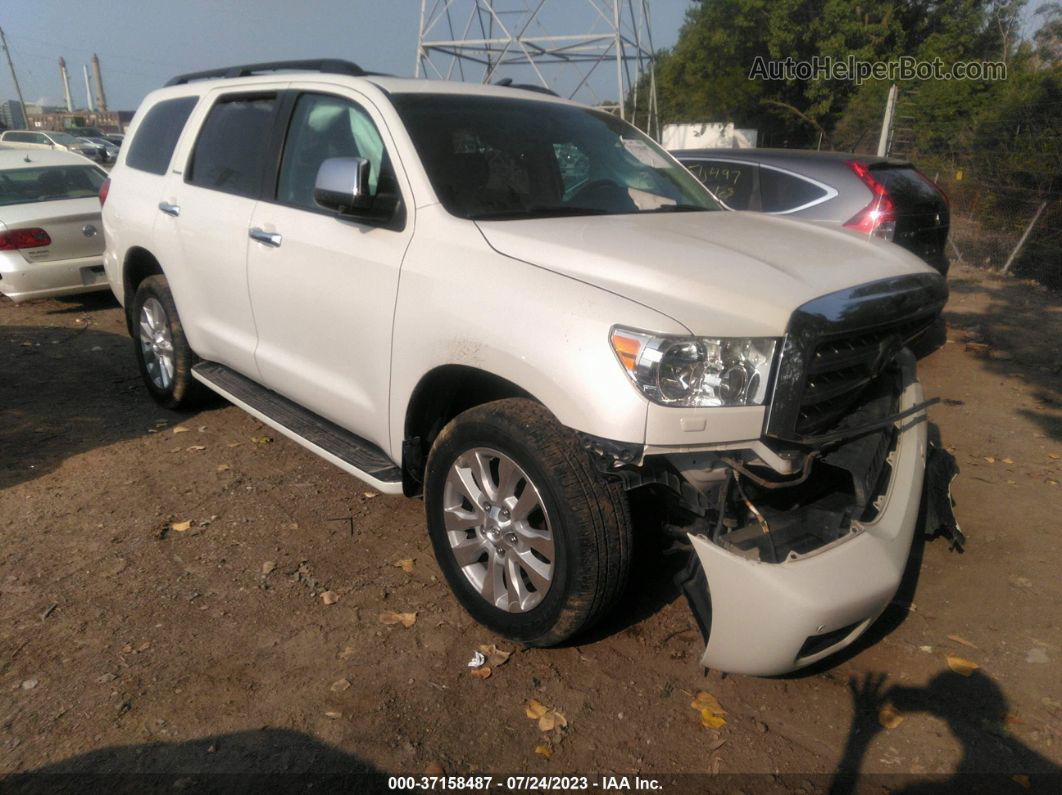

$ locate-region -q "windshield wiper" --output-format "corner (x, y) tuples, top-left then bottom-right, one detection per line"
(469, 206), (610, 221)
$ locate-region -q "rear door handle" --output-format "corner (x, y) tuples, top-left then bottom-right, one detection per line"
(249, 227), (282, 248)
(158, 202), (180, 217)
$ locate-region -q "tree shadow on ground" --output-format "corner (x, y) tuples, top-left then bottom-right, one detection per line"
(0, 323), (216, 490)
(2, 728), (389, 794)
(39, 290), (122, 316)
(943, 269), (1062, 441)
(829, 670), (1062, 794)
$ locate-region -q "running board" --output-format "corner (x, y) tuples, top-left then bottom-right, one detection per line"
(191, 361), (403, 493)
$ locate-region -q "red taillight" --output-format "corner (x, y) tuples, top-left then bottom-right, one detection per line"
(99, 177), (110, 207)
(0, 228), (52, 251)
(844, 161), (896, 240)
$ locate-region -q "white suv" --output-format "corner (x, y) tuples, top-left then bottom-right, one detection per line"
(102, 60), (949, 675)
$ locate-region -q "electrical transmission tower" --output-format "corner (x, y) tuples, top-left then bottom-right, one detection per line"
(415, 0), (659, 137)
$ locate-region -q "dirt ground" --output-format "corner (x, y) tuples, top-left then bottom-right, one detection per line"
(1, 262), (1060, 791)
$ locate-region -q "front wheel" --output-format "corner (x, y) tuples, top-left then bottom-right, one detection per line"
(424, 399), (632, 646)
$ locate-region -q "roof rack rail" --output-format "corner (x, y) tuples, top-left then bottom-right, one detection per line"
(493, 77), (559, 97)
(165, 59), (369, 87)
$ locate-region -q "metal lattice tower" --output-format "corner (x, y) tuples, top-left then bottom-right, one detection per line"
(415, 0), (659, 137)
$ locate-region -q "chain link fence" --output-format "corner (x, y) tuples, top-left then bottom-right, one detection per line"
(890, 90), (1061, 288)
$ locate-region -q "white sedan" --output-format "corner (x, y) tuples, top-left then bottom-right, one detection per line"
(0, 149), (109, 303)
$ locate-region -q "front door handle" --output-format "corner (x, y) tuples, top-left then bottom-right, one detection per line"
(249, 227), (282, 248)
(158, 201), (180, 217)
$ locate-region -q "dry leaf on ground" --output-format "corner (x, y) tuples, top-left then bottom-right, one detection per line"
(251, 435), (273, 445)
(186, 445), (206, 452)
(469, 666), (492, 680)
(879, 703), (905, 729)
(691, 691), (728, 729)
(526, 699), (567, 732)
(379, 610), (417, 628)
(394, 559), (414, 573)
(534, 742), (553, 759)
(320, 591), (339, 605)
(946, 655), (980, 676)
(478, 643), (512, 668)
(947, 633), (978, 649)
(170, 520), (192, 532)
(172, 425), (190, 434)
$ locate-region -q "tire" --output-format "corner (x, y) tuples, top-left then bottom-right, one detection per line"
(131, 275), (207, 409)
(424, 398), (632, 646)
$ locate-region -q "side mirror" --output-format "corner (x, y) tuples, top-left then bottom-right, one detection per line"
(314, 157), (372, 214)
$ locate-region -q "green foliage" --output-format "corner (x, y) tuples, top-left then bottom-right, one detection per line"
(648, 0), (1059, 285)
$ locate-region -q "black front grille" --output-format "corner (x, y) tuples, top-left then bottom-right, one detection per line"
(765, 273), (948, 442)
(797, 316), (932, 434)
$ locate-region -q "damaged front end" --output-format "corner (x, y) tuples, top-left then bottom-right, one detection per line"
(590, 275), (959, 675)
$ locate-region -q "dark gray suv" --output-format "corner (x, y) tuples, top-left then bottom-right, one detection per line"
(672, 148), (950, 275)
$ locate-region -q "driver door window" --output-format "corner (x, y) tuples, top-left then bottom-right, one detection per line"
(276, 93), (389, 210)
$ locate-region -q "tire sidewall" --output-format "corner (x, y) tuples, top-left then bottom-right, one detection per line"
(132, 275), (198, 409)
(424, 416), (585, 644)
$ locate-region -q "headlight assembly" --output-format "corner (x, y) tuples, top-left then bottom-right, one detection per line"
(610, 327), (778, 407)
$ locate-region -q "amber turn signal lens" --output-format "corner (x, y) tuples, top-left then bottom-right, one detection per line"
(610, 331), (644, 373)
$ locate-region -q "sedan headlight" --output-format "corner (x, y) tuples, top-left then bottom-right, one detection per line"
(610, 327), (778, 407)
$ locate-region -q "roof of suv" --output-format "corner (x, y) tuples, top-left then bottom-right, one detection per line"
(153, 58), (576, 106)
(153, 72), (576, 104)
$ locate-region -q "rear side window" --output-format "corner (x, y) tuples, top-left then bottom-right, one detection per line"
(187, 95), (276, 198)
(683, 160), (755, 209)
(759, 168), (827, 212)
(870, 166), (942, 208)
(126, 96), (197, 175)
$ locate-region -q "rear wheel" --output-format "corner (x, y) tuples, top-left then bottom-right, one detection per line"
(424, 398), (632, 646)
(132, 275), (206, 409)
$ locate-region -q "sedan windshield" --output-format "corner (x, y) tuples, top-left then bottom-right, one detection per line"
(49, 132), (81, 146)
(0, 165), (106, 206)
(392, 94), (719, 220)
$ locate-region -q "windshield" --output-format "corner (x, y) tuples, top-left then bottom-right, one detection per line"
(49, 132), (80, 146)
(391, 94), (719, 220)
(0, 165), (106, 206)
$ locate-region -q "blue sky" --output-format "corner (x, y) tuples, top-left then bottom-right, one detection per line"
(0, 0), (695, 110)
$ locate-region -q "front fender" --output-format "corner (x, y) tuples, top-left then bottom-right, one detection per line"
(388, 207), (686, 459)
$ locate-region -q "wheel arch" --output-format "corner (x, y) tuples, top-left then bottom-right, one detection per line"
(121, 246), (165, 333)
(401, 364), (538, 497)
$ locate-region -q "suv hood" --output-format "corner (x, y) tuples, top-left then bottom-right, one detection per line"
(475, 211), (938, 337)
